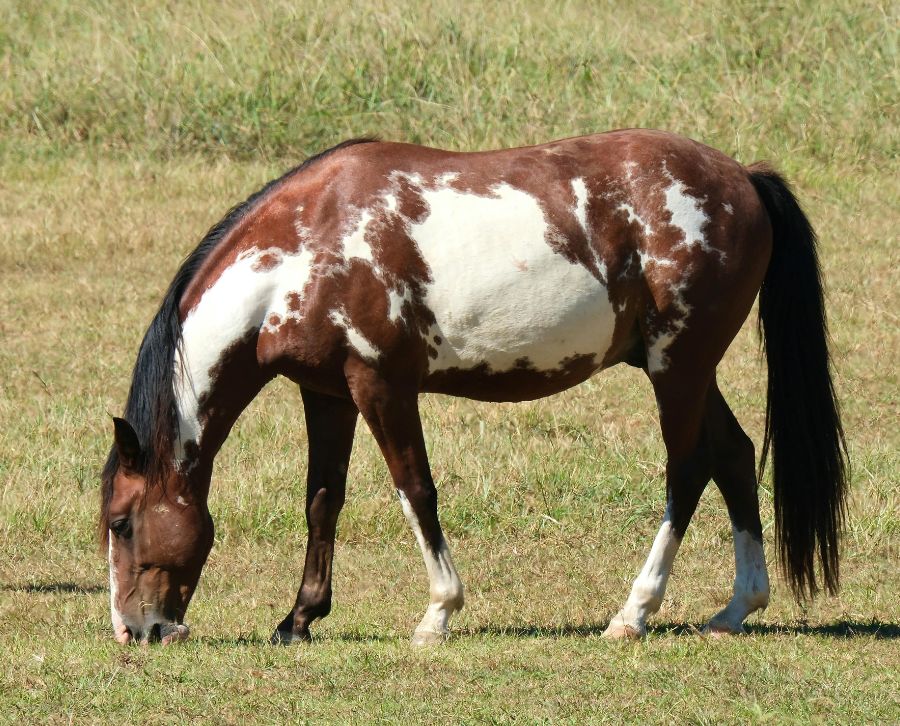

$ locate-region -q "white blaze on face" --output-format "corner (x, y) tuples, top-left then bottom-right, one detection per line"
(608, 505), (681, 633)
(396, 491), (464, 638)
(408, 182), (616, 373)
(175, 246), (315, 458)
(108, 539), (126, 635)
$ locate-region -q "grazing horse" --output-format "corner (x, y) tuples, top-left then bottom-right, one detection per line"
(101, 130), (847, 646)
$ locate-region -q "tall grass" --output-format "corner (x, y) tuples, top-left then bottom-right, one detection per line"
(2, 0), (895, 170)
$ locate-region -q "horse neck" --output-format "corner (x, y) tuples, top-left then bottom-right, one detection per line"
(174, 284), (273, 470)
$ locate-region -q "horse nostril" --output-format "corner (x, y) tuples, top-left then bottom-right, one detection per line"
(148, 622), (162, 642)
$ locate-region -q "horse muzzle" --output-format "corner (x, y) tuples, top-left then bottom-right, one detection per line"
(115, 619), (190, 646)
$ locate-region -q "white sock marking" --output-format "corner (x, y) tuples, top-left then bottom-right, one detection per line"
(707, 527), (770, 632)
(609, 506), (680, 632)
(397, 491), (463, 636)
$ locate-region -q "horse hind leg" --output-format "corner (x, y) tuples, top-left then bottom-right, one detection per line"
(603, 368), (714, 639)
(703, 384), (770, 635)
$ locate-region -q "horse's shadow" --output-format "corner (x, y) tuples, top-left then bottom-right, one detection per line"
(6, 583), (898, 642)
(465, 620), (900, 640)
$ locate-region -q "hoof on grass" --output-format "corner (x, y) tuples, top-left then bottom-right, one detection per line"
(601, 620), (644, 640)
(411, 629), (448, 647)
(702, 620), (745, 638)
(271, 629), (311, 646)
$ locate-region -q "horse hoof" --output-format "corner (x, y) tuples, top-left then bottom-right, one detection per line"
(702, 621), (745, 637)
(271, 629), (311, 646)
(601, 621), (644, 640)
(411, 629), (447, 647)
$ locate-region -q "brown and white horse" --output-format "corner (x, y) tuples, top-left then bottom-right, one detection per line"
(101, 130), (847, 646)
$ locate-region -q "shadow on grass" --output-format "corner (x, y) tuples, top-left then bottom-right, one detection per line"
(197, 632), (395, 647)
(1, 581), (106, 594)
(465, 619), (900, 640)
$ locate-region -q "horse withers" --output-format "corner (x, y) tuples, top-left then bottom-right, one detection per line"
(101, 129), (847, 645)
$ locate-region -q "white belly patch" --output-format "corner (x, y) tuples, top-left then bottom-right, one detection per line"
(408, 182), (617, 373)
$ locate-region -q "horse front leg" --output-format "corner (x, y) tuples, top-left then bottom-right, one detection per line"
(346, 364), (464, 646)
(272, 387), (358, 644)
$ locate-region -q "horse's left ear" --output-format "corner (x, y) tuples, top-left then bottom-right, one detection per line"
(112, 417), (143, 471)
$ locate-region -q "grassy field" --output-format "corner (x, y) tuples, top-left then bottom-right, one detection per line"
(1, 0), (898, 723)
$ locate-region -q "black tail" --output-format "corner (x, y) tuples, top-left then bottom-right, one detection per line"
(750, 164), (849, 599)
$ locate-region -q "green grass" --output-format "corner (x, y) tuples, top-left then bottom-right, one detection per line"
(1, 0), (898, 723)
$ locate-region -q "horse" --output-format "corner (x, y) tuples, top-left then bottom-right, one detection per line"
(101, 129), (847, 646)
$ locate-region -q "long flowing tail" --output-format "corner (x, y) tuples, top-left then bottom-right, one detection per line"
(749, 163), (849, 599)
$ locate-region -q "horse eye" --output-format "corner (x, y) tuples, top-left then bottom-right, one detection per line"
(110, 518), (132, 539)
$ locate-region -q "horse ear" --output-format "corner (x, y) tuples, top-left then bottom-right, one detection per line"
(112, 417), (143, 471)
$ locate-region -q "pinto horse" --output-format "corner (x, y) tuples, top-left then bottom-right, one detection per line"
(101, 130), (847, 646)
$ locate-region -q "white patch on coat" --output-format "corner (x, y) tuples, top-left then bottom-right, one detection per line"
(383, 193), (399, 213)
(342, 209), (375, 264)
(606, 505), (681, 634)
(642, 272), (691, 375)
(397, 490), (464, 638)
(663, 176), (717, 256)
(618, 203), (653, 236)
(408, 182), (617, 374)
(722, 202), (734, 215)
(175, 245), (316, 458)
(706, 527), (770, 633)
(638, 251), (676, 270)
(437, 171), (459, 186)
(571, 177), (590, 235)
(329, 308), (381, 361)
(647, 330), (679, 375)
(387, 284), (411, 324)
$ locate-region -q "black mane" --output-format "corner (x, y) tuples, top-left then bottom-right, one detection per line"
(100, 138), (375, 542)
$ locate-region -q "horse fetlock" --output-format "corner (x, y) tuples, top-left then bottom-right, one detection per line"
(745, 590), (770, 612)
(431, 581), (464, 612)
